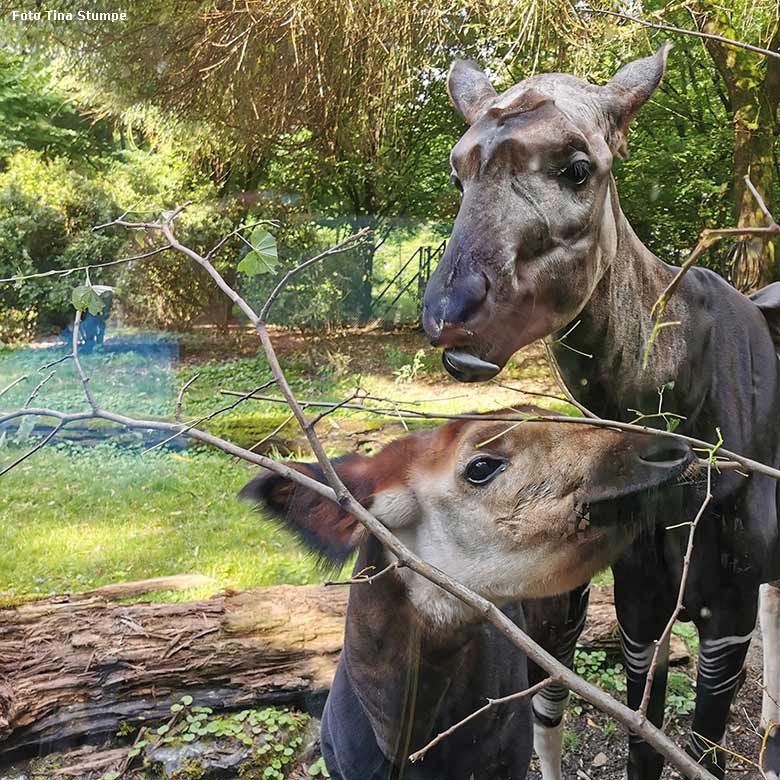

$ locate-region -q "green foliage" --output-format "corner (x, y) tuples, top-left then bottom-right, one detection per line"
(666, 671), (697, 717)
(238, 228), (279, 277)
(573, 649), (627, 695)
(122, 697), (309, 780)
(562, 727), (580, 751)
(71, 284), (110, 315)
(307, 757), (330, 777)
(0, 150), (123, 342)
(392, 348), (427, 384)
(0, 50), (111, 161)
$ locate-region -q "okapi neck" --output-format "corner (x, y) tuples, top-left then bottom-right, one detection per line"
(552, 182), (689, 414)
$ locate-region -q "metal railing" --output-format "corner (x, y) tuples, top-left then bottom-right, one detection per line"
(369, 240), (446, 322)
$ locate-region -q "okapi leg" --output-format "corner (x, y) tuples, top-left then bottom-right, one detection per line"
(688, 598), (758, 779)
(525, 584), (590, 780)
(618, 620), (671, 780)
(760, 581), (780, 780)
(612, 560), (675, 780)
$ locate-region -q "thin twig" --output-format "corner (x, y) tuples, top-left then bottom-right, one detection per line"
(584, 7), (780, 61)
(23, 371), (56, 409)
(0, 375), (28, 400)
(325, 561), (400, 587)
(543, 340), (599, 419)
(409, 678), (556, 763)
(639, 463), (713, 718)
(0, 422), (64, 478)
(0, 246), (172, 284)
(258, 228), (371, 322)
(71, 311), (98, 412)
(175, 373), (200, 423)
(145, 380), (275, 452)
(38, 353), (73, 372)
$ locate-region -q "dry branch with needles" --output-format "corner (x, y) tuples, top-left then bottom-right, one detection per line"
(3, 207), (779, 779)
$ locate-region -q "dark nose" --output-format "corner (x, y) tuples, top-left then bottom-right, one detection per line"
(423, 271), (489, 344)
(636, 437), (693, 468)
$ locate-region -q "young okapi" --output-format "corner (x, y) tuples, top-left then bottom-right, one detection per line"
(422, 46), (780, 779)
(241, 410), (694, 780)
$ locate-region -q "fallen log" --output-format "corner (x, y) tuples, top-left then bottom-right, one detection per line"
(0, 584), (347, 759)
(0, 582), (687, 762)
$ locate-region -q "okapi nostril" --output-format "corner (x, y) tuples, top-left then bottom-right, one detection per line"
(428, 272), (489, 329)
(637, 438), (692, 465)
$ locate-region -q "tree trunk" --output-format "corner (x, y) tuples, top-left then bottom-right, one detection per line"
(703, 21), (780, 286)
(0, 584), (347, 759)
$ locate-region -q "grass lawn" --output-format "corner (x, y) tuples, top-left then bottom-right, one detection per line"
(0, 442), (335, 603)
(0, 326), (570, 602)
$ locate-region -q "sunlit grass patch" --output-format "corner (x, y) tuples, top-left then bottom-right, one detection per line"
(0, 443), (337, 601)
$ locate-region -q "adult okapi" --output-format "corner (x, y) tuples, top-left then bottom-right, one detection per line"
(422, 46), (780, 779)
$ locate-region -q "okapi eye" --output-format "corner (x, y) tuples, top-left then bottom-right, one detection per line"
(561, 159), (591, 186)
(465, 456), (508, 485)
(450, 173), (463, 193)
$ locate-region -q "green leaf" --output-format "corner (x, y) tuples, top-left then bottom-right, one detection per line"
(182, 732), (196, 742)
(251, 226), (277, 257)
(238, 227), (278, 276)
(181, 695), (193, 706)
(72, 285), (108, 316)
(156, 724), (170, 736)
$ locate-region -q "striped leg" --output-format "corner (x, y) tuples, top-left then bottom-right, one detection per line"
(618, 621), (671, 780)
(687, 596), (758, 779)
(760, 581), (780, 780)
(525, 584), (590, 780)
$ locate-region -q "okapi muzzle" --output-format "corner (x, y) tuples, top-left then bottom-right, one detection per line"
(423, 48), (671, 381)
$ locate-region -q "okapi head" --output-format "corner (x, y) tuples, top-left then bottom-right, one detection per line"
(241, 409), (693, 627)
(422, 46), (670, 381)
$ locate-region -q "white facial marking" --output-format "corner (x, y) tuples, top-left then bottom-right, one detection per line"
(371, 486), (418, 529)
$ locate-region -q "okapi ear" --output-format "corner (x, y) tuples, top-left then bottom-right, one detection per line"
(239, 457), (374, 565)
(447, 60), (498, 124)
(601, 44), (671, 159)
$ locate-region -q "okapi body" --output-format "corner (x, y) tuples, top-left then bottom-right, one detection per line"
(422, 46), (780, 779)
(241, 411), (693, 779)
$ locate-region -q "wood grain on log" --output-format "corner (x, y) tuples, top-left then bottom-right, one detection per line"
(0, 582), (687, 761)
(0, 585), (347, 758)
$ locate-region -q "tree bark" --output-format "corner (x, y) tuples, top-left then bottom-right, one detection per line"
(0, 585), (347, 759)
(702, 21), (780, 286)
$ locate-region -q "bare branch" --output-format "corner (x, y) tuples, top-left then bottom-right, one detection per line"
(258, 228), (371, 322)
(0, 375), (28, 400)
(409, 678), (556, 763)
(584, 7), (780, 61)
(639, 463), (714, 718)
(0, 246), (172, 285)
(218, 390), (780, 481)
(71, 311), (98, 412)
(175, 373), (201, 423)
(23, 370), (56, 409)
(647, 177), (780, 366)
(0, 422), (64, 478)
